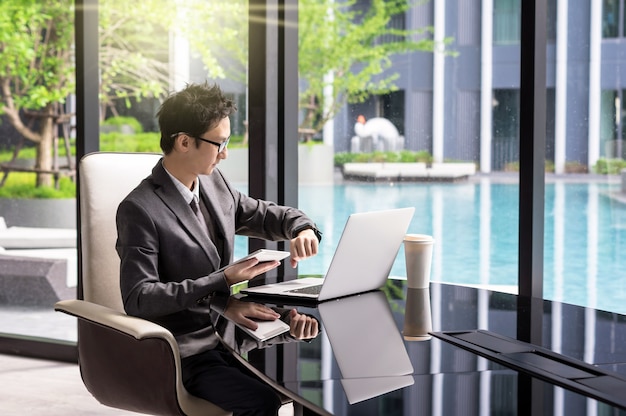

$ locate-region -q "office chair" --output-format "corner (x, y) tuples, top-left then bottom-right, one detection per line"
(54, 152), (231, 416)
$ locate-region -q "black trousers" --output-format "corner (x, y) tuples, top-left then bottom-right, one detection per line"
(181, 347), (282, 416)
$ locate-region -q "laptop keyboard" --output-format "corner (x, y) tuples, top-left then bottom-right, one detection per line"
(286, 284), (323, 295)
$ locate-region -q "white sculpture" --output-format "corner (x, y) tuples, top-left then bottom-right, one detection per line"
(351, 115), (404, 152)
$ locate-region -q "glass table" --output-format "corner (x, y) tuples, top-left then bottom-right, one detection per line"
(213, 280), (626, 415)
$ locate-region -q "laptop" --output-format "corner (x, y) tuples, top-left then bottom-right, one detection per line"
(241, 207), (415, 302)
(318, 290), (414, 404)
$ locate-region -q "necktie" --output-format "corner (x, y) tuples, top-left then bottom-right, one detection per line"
(191, 197), (225, 262)
(190, 199), (207, 233)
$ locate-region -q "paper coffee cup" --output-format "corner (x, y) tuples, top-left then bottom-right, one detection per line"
(403, 234), (434, 289)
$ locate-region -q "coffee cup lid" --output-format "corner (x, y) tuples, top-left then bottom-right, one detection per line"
(404, 234), (434, 243)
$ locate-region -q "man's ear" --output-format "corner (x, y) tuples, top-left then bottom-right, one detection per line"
(173, 133), (191, 153)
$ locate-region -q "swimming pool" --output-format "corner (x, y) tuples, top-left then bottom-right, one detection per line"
(235, 179), (626, 315)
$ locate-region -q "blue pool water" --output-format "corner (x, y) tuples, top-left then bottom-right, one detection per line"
(234, 180), (626, 315)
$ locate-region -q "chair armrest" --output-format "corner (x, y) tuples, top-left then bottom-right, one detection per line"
(55, 299), (231, 416)
(55, 299), (176, 345)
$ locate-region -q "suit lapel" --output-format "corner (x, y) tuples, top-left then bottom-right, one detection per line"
(199, 174), (234, 264)
(152, 161), (221, 270)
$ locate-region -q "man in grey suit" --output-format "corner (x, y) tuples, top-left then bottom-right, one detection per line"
(116, 82), (321, 415)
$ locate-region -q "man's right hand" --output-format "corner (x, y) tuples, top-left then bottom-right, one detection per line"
(223, 258), (280, 286)
(224, 297), (280, 330)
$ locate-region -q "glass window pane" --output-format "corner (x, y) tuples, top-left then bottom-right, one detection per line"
(494, 0), (521, 45)
(294, 0), (626, 316)
(97, 0), (249, 259)
(603, 0), (619, 38)
(546, 1), (626, 314)
(297, 2), (521, 293)
(0, 0), (253, 345)
(0, 2), (78, 343)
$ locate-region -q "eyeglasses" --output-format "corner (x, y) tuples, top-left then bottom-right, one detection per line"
(172, 132), (230, 153)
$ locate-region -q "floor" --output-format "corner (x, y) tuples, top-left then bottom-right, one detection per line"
(0, 353), (294, 416)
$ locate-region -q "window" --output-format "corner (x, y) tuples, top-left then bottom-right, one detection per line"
(603, 0), (620, 38)
(0, 1), (77, 359)
(494, 0), (521, 45)
(600, 90), (626, 159)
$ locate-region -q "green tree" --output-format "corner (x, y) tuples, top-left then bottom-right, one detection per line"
(98, 0), (173, 119)
(176, 0), (451, 139)
(0, 0), (449, 190)
(0, 0), (175, 188)
(0, 0), (74, 187)
(298, 0), (449, 137)
(98, 0), (247, 121)
(173, 1), (248, 83)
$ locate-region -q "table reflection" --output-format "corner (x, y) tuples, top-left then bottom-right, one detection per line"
(217, 291), (415, 405)
(403, 287), (433, 341)
(316, 291), (414, 404)
(212, 282), (626, 415)
(214, 297), (314, 356)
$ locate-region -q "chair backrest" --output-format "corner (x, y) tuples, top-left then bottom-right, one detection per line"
(79, 152), (162, 311)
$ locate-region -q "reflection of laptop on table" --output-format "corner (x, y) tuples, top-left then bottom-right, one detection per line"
(318, 290), (414, 404)
(241, 207), (415, 303)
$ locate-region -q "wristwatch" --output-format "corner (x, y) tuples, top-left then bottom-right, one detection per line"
(292, 223), (322, 242)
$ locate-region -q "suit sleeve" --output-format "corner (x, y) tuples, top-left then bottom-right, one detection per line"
(215, 170), (318, 241)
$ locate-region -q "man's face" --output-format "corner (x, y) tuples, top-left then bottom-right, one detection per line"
(188, 117), (231, 176)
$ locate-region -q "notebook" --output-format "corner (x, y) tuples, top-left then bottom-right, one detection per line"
(240, 207), (415, 302)
(318, 290), (414, 404)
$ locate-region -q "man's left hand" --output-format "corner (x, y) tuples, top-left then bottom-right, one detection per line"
(289, 228), (319, 268)
(288, 309), (319, 340)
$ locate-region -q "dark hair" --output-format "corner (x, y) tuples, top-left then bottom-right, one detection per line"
(157, 82), (237, 154)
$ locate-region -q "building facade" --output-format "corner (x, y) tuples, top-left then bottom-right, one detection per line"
(334, 0), (626, 174)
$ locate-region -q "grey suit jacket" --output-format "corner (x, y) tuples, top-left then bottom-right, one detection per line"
(116, 159), (316, 357)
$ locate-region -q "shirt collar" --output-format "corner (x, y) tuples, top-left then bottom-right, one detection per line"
(163, 166), (198, 205)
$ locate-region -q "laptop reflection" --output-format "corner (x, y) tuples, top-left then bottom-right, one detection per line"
(318, 290), (414, 404)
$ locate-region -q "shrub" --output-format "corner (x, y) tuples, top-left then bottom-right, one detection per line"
(593, 158), (626, 175)
(101, 116), (144, 134)
(0, 173), (75, 199)
(564, 161), (587, 173)
(100, 132), (161, 152)
(334, 150), (434, 166)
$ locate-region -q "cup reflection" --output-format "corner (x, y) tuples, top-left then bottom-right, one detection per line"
(403, 287), (433, 341)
